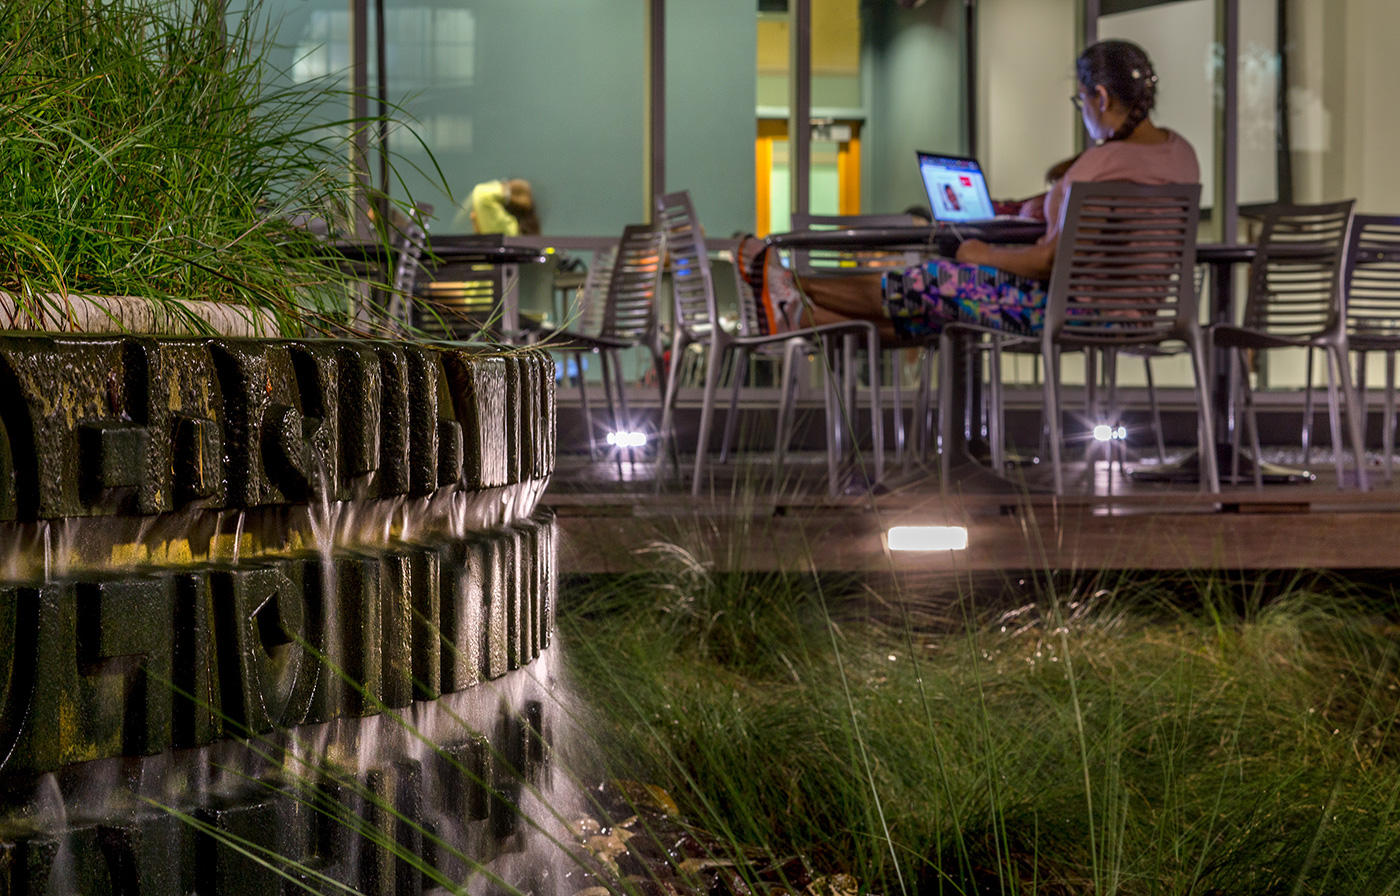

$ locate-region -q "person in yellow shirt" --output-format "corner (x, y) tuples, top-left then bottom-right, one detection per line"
(454, 178), (540, 235)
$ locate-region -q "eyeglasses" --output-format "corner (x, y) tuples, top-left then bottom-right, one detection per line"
(1070, 93), (1086, 111)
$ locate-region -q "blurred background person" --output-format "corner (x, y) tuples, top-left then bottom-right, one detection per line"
(454, 178), (539, 234)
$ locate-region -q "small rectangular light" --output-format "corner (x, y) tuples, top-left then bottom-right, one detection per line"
(605, 431), (648, 448)
(887, 526), (968, 551)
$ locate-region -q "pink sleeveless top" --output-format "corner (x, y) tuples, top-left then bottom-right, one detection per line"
(1041, 129), (1200, 246)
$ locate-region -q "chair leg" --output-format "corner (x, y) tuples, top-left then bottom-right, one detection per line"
(1356, 349), (1368, 407)
(817, 341), (842, 464)
(987, 339), (1005, 473)
(866, 328), (885, 485)
(772, 338), (805, 490)
(1143, 356), (1167, 464)
(611, 350), (634, 464)
(657, 333), (692, 484)
(691, 342), (729, 497)
(1104, 349), (1121, 480)
(835, 334), (857, 465)
(1329, 344), (1370, 491)
(598, 352), (623, 476)
(938, 330), (958, 485)
(913, 347), (934, 466)
(823, 338), (841, 496)
(1042, 342), (1064, 495)
(962, 346), (976, 446)
(1386, 351), (1397, 483)
(891, 351), (905, 466)
(718, 347), (748, 464)
(1238, 353), (1264, 489)
(1227, 349), (1242, 482)
(844, 333), (858, 438)
(905, 352), (922, 472)
(1354, 350), (1369, 478)
(1188, 333), (1220, 494)
(1325, 357), (1344, 484)
(1301, 346), (1316, 464)
(1083, 348), (1099, 465)
(598, 350), (618, 432)
(575, 352), (598, 460)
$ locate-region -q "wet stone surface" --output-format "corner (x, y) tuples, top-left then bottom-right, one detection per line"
(0, 334), (557, 520)
(0, 334), (562, 894)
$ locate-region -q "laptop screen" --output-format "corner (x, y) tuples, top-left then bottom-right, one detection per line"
(918, 152), (996, 223)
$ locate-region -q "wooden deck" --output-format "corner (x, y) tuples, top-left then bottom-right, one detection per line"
(545, 450), (1400, 576)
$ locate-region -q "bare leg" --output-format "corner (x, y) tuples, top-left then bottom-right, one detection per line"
(797, 274), (900, 344)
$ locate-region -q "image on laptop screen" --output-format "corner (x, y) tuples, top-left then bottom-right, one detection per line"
(918, 152), (996, 223)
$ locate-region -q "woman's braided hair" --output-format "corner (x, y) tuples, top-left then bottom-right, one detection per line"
(1077, 40), (1158, 142)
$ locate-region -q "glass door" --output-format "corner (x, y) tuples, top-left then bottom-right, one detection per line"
(755, 120), (861, 236)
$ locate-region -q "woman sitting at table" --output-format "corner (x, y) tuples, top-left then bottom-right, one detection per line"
(799, 39), (1199, 342)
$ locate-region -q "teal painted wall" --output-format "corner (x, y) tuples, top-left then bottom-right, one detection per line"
(255, 0), (962, 236)
(394, 1), (648, 236)
(260, 0), (758, 238)
(260, 0), (649, 236)
(863, 0), (967, 215)
(666, 0), (758, 237)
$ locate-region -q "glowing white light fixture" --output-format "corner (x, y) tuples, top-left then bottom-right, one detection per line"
(887, 525), (968, 551)
(606, 430), (648, 448)
(1093, 424), (1128, 442)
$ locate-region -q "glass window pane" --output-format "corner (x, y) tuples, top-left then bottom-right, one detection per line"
(1100, 0), (1221, 210)
(383, 2), (645, 236)
(977, 0), (1078, 201)
(258, 0), (647, 236)
(758, 0), (966, 220)
(861, 2), (967, 214)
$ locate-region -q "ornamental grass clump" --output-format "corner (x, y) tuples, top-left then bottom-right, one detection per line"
(0, 0), (408, 335)
(560, 553), (1400, 895)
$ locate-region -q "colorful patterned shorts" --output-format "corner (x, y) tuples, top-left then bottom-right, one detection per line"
(882, 259), (1047, 340)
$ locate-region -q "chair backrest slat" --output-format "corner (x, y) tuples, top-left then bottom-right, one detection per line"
(1346, 213), (1400, 338)
(387, 202), (433, 330)
(600, 224), (666, 341)
(1045, 181), (1201, 346)
(655, 191), (719, 340)
(1244, 200), (1354, 335)
(416, 263), (504, 340)
(573, 242), (618, 335)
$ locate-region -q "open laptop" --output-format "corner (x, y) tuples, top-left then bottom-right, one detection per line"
(917, 151), (1030, 224)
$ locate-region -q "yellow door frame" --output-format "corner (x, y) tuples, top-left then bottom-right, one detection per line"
(754, 118), (862, 237)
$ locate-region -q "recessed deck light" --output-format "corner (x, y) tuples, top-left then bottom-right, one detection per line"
(887, 526), (968, 551)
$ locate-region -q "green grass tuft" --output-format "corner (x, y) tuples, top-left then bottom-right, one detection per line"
(560, 555), (1400, 895)
(0, 0), (419, 335)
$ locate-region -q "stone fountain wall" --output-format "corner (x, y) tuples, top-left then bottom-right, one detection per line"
(0, 335), (560, 895)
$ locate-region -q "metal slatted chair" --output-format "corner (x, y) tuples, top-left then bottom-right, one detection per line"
(655, 190), (883, 496)
(384, 203), (432, 332)
(557, 240), (616, 457)
(414, 263), (511, 341)
(788, 212), (928, 466)
(1213, 199), (1366, 490)
(538, 225), (666, 457)
(940, 181), (1218, 494)
(1344, 213), (1400, 481)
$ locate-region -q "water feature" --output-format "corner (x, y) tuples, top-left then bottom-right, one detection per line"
(0, 334), (566, 895)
